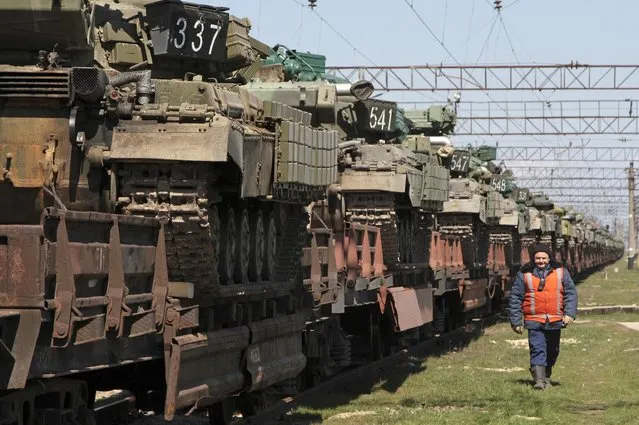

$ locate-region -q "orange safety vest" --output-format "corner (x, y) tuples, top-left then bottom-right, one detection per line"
(522, 267), (565, 323)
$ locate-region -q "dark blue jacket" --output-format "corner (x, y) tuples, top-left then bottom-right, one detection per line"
(508, 260), (578, 330)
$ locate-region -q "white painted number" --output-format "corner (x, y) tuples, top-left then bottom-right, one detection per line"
(369, 106), (394, 131)
(174, 16), (223, 56)
(377, 109), (386, 130)
(208, 23), (222, 54)
(191, 19), (204, 52)
(451, 153), (469, 172)
(174, 17), (187, 49)
(369, 106), (378, 129)
(492, 178), (507, 192)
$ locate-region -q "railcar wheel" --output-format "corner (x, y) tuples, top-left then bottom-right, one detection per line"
(208, 399), (234, 425)
(248, 210), (264, 282)
(219, 207), (236, 284)
(235, 207), (250, 284)
(236, 392), (266, 418)
(487, 276), (498, 299)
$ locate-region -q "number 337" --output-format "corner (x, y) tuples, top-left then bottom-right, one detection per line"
(173, 17), (222, 55)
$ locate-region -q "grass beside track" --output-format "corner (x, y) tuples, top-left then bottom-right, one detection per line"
(578, 259), (639, 307)
(289, 310), (639, 424)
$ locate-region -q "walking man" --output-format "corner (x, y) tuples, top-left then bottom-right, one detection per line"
(508, 243), (578, 390)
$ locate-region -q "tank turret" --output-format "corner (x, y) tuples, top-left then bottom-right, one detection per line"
(0, 0), (341, 298)
(246, 48), (451, 268)
(0, 0), (276, 223)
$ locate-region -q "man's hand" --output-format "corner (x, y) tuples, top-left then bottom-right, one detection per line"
(511, 324), (523, 334)
(562, 315), (575, 327)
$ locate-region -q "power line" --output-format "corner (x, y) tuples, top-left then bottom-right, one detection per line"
(498, 13), (520, 63)
(402, 0), (461, 65)
(503, 0), (524, 10)
(498, 11), (552, 106)
(402, 0), (553, 148)
(290, 0), (376, 65)
(290, 0), (443, 103)
(474, 14), (499, 64)
(463, 0), (477, 62)
(442, 0), (448, 44)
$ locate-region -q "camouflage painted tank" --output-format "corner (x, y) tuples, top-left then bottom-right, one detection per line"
(0, 2), (346, 415)
(0, 0), (342, 301)
(246, 49), (452, 335)
(482, 164), (526, 294)
(525, 192), (556, 251)
(247, 50), (450, 264)
(552, 206), (575, 268)
(435, 143), (495, 275)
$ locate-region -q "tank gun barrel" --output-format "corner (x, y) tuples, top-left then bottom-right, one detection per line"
(336, 80), (374, 100)
(338, 140), (364, 150)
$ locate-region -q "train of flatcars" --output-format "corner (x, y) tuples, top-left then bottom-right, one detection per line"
(0, 1), (623, 424)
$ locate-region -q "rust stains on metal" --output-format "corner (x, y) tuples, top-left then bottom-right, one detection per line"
(0, 225), (44, 307)
(151, 222), (169, 328)
(2, 310), (41, 389)
(105, 217), (126, 333)
(51, 213), (74, 346)
(387, 287), (434, 332)
(164, 327), (250, 420)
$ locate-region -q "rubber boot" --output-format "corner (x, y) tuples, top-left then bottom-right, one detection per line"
(545, 365), (553, 387)
(532, 365), (547, 390)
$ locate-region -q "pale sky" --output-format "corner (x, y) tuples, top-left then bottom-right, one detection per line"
(203, 0), (638, 228)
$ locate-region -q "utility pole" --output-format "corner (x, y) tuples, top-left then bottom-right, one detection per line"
(628, 162), (637, 269)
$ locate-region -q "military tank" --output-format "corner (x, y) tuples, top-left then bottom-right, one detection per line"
(430, 141), (496, 315)
(524, 192), (556, 255)
(483, 161), (522, 302)
(0, 1), (346, 420)
(0, 4), (626, 424)
(245, 46), (453, 354)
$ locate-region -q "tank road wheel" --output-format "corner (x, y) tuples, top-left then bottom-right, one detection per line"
(249, 210), (265, 282)
(262, 211), (278, 281)
(235, 207), (251, 284)
(210, 205), (220, 267)
(219, 207), (236, 284)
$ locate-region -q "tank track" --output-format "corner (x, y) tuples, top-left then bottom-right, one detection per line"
(343, 193), (434, 269)
(117, 164), (217, 302)
(117, 164), (308, 305)
(487, 227), (514, 244)
(343, 193), (400, 268)
(274, 204), (310, 284)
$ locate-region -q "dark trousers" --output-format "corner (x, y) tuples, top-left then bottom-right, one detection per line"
(528, 329), (561, 367)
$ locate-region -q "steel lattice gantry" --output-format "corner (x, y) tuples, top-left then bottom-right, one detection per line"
(326, 64), (639, 91)
(536, 194), (625, 202)
(496, 145), (639, 161)
(506, 166), (630, 181)
(452, 100), (638, 135)
(515, 182), (628, 190)
(535, 189), (627, 198)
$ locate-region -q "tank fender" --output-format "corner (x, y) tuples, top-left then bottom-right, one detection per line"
(227, 125), (243, 171)
(109, 118), (231, 162)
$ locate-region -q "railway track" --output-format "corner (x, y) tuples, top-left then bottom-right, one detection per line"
(94, 313), (504, 425)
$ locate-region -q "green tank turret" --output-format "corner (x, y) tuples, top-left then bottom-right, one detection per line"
(528, 193), (556, 245)
(260, 44), (345, 83)
(246, 53), (450, 270)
